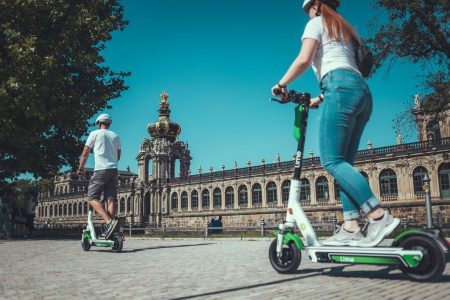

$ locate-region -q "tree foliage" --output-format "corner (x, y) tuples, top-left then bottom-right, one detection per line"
(367, 0), (449, 140)
(0, 0), (130, 181)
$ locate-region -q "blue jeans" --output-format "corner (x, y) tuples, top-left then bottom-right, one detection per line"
(319, 68), (380, 220)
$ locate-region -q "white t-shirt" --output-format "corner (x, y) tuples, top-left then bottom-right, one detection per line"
(301, 16), (361, 82)
(85, 129), (121, 171)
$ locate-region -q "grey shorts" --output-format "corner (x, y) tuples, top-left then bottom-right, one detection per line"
(87, 169), (118, 201)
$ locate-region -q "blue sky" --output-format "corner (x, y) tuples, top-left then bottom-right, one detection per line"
(82, 0), (425, 176)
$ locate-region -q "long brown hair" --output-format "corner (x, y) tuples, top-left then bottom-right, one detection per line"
(315, 0), (359, 45)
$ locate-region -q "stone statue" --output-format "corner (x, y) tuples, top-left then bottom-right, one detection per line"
(276, 153), (280, 163)
(414, 93), (421, 108)
(234, 160), (237, 168)
(397, 134), (402, 145)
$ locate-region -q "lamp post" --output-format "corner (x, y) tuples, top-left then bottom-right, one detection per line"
(423, 173), (433, 229)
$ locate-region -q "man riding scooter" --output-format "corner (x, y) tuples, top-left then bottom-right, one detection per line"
(77, 113), (121, 239)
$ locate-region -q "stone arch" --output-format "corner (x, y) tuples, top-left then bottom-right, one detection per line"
(438, 162), (450, 199)
(266, 181), (277, 205)
(238, 184), (248, 207)
(171, 192), (178, 210)
(379, 168), (398, 201)
(225, 186), (234, 207)
(181, 191), (188, 209)
(191, 190), (199, 209)
(201, 189), (210, 209)
(251, 183), (262, 206)
(412, 166), (428, 194)
(281, 180), (291, 203)
(213, 187), (222, 208)
(315, 176), (329, 201)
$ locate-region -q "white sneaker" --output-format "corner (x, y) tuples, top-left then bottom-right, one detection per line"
(323, 227), (364, 246)
(359, 211), (400, 247)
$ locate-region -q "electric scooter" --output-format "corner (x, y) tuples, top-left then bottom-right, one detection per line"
(268, 90), (449, 282)
(81, 205), (124, 253)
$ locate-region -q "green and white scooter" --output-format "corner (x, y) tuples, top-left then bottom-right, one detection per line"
(269, 90), (449, 282)
(81, 205), (124, 253)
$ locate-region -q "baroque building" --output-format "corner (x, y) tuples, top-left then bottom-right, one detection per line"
(37, 92), (450, 228)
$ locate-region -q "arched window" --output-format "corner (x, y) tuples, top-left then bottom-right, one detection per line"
(78, 203), (82, 215)
(300, 178), (311, 201)
(191, 190), (199, 209)
(282, 180), (290, 202)
(83, 202), (88, 215)
(267, 182), (277, 204)
(427, 122), (441, 140)
(127, 197), (131, 212)
(438, 163), (450, 199)
(68, 203), (72, 215)
(213, 188), (222, 207)
(413, 166), (428, 194)
(50, 205), (53, 217)
(225, 187), (234, 207)
(252, 183), (262, 205)
(181, 191), (188, 209)
(316, 177), (329, 201)
(73, 203), (77, 215)
(59, 204), (63, 216)
(334, 181), (341, 200)
(202, 189), (210, 208)
(171, 193), (178, 209)
(379, 169), (398, 195)
(120, 198), (125, 213)
(238, 185), (248, 206)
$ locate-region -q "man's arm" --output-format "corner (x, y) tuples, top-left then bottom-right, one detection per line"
(77, 145), (92, 176)
(117, 149), (121, 161)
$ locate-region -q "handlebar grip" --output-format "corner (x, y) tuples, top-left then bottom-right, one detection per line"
(273, 89), (283, 95)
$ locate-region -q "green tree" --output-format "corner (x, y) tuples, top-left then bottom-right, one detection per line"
(0, 0), (130, 181)
(368, 0), (449, 140)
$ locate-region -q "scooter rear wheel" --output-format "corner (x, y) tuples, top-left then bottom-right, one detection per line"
(111, 234), (123, 253)
(398, 235), (445, 282)
(81, 237), (91, 251)
(269, 238), (301, 274)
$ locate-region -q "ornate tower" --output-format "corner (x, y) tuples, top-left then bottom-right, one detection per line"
(413, 92), (450, 142)
(136, 92), (192, 225)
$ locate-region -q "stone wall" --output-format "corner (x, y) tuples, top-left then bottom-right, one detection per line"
(162, 203), (450, 230)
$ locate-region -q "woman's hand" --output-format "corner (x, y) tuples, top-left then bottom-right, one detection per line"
(309, 96), (323, 109)
(271, 84), (288, 99)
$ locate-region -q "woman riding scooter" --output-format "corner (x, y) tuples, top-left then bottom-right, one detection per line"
(271, 0), (399, 246)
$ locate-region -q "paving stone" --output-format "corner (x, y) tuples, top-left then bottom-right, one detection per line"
(0, 237), (449, 299)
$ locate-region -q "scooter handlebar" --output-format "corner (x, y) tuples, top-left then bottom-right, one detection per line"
(270, 89), (311, 105)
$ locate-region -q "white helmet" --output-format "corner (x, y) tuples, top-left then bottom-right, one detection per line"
(96, 113), (112, 124)
(302, 0), (340, 13)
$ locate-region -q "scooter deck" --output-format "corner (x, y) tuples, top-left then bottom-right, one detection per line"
(306, 246), (422, 267)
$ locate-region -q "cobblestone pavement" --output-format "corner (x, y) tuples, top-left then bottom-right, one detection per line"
(1, 237), (449, 300)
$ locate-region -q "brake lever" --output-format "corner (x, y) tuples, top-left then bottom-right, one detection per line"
(269, 98), (289, 104)
(270, 89), (290, 104)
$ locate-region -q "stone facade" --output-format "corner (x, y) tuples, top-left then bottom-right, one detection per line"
(36, 92), (450, 229)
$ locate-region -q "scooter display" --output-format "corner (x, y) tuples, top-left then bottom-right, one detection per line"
(268, 90), (449, 282)
(81, 205), (124, 253)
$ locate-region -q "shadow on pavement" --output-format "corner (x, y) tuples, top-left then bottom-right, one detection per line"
(124, 243), (216, 253)
(171, 272), (323, 300)
(83, 242), (216, 253)
(172, 262), (450, 299)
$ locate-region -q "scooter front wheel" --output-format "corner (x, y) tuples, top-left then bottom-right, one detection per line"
(81, 237), (91, 251)
(398, 235), (445, 282)
(111, 233), (123, 253)
(269, 238), (301, 274)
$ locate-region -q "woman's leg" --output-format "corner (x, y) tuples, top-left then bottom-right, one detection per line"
(320, 73), (379, 223)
